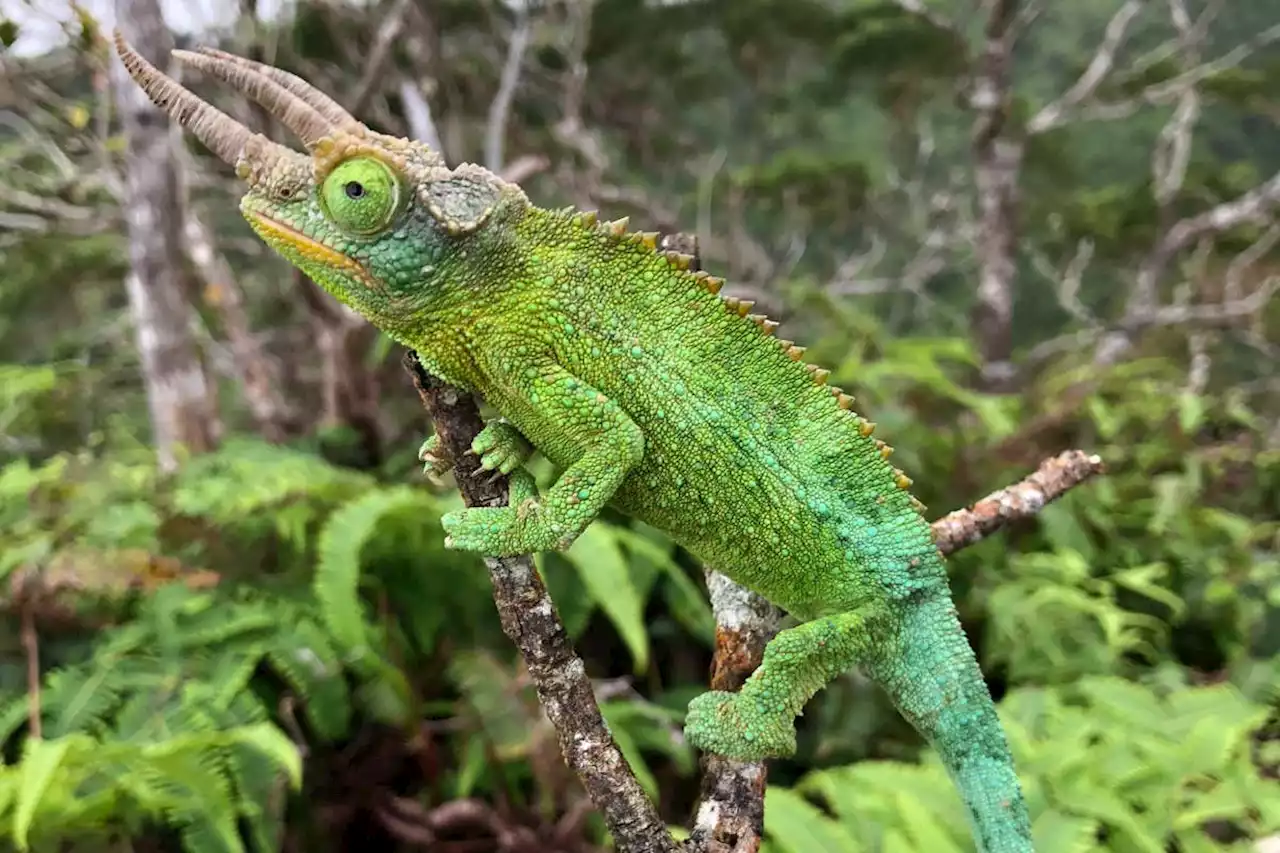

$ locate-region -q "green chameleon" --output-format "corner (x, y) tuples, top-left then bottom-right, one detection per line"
(116, 35), (1034, 852)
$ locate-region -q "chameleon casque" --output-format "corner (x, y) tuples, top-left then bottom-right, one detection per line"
(116, 35), (1034, 852)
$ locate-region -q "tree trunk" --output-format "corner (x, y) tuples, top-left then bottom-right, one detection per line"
(112, 0), (221, 470)
(296, 272), (384, 469)
(182, 202), (298, 441)
(970, 0), (1023, 392)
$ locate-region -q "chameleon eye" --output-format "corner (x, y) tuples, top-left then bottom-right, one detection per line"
(321, 156), (402, 235)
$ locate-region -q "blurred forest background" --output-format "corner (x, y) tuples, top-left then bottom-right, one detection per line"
(0, 0), (1278, 851)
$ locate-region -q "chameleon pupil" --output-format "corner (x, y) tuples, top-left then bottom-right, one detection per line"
(344, 181), (365, 199)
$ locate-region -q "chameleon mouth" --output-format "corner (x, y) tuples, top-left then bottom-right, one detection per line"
(246, 212), (379, 290)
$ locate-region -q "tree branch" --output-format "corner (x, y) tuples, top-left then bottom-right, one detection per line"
(930, 450), (1106, 555)
(1114, 168), (1280, 349)
(181, 190), (297, 441)
(970, 0), (1024, 390)
(401, 352), (679, 853)
(1038, 18), (1280, 129)
(485, 1), (534, 173)
(346, 0), (415, 117)
(1027, 0), (1145, 135)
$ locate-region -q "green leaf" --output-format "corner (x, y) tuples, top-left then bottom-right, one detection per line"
(1176, 391), (1205, 434)
(226, 723), (302, 791)
(613, 527), (713, 643)
(891, 789), (966, 851)
(662, 570), (715, 644)
(1032, 809), (1098, 853)
(315, 487), (419, 659)
(1109, 563), (1185, 621)
(453, 736), (488, 799)
(13, 735), (77, 849)
(0, 20), (20, 48)
(537, 552), (596, 637)
(763, 786), (862, 853)
(607, 717), (658, 799)
(1037, 501), (1096, 563)
(564, 523), (648, 671)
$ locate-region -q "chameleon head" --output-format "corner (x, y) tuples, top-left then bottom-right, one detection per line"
(112, 33), (526, 335)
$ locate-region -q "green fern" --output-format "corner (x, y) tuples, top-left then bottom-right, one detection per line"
(263, 614), (351, 741)
(311, 485), (444, 724)
(0, 722), (300, 853)
(0, 582), (346, 852)
(763, 676), (1280, 852)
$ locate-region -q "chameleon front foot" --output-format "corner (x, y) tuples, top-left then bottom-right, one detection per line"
(470, 419), (533, 475)
(420, 420), (534, 478)
(684, 689), (797, 760)
(442, 505), (563, 555)
(441, 470), (564, 555)
(418, 434), (451, 477)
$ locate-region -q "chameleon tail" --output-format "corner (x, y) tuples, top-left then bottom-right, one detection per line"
(869, 587), (1034, 853)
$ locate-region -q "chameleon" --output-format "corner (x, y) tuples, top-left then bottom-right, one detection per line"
(115, 35), (1035, 852)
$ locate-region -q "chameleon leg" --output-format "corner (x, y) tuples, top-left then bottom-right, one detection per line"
(441, 358), (644, 555)
(683, 604), (892, 758)
(866, 590), (1033, 853)
(419, 419), (533, 476)
(684, 591), (1033, 853)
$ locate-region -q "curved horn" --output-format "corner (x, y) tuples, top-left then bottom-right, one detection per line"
(195, 46), (362, 130)
(172, 49), (335, 149)
(113, 30), (293, 173)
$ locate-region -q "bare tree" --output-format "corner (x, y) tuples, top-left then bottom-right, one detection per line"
(111, 0), (221, 470)
(1022, 0), (1280, 369)
(180, 193), (298, 441)
(970, 0), (1023, 392)
(863, 0), (1279, 386)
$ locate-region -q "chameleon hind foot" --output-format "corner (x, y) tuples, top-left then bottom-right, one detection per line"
(684, 689), (797, 760)
(685, 606), (889, 761)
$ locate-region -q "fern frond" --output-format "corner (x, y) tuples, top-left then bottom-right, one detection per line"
(313, 485), (430, 662)
(42, 664), (126, 739)
(172, 439), (373, 525)
(264, 615), (351, 741)
(217, 696), (288, 853)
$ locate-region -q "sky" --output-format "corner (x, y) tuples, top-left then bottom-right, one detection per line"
(0, 0), (289, 55)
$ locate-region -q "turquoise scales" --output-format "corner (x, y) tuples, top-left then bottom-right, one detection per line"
(115, 33), (1035, 852)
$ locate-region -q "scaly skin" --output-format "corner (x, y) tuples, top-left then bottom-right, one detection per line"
(116, 38), (1035, 852)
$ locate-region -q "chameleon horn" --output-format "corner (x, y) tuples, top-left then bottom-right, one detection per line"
(193, 47), (362, 130)
(113, 31), (295, 174)
(171, 48), (335, 149)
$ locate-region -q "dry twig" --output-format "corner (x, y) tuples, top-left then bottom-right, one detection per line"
(22, 604), (41, 740)
(930, 450), (1106, 556)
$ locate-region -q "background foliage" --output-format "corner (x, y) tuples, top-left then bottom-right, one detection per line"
(0, 0), (1277, 850)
